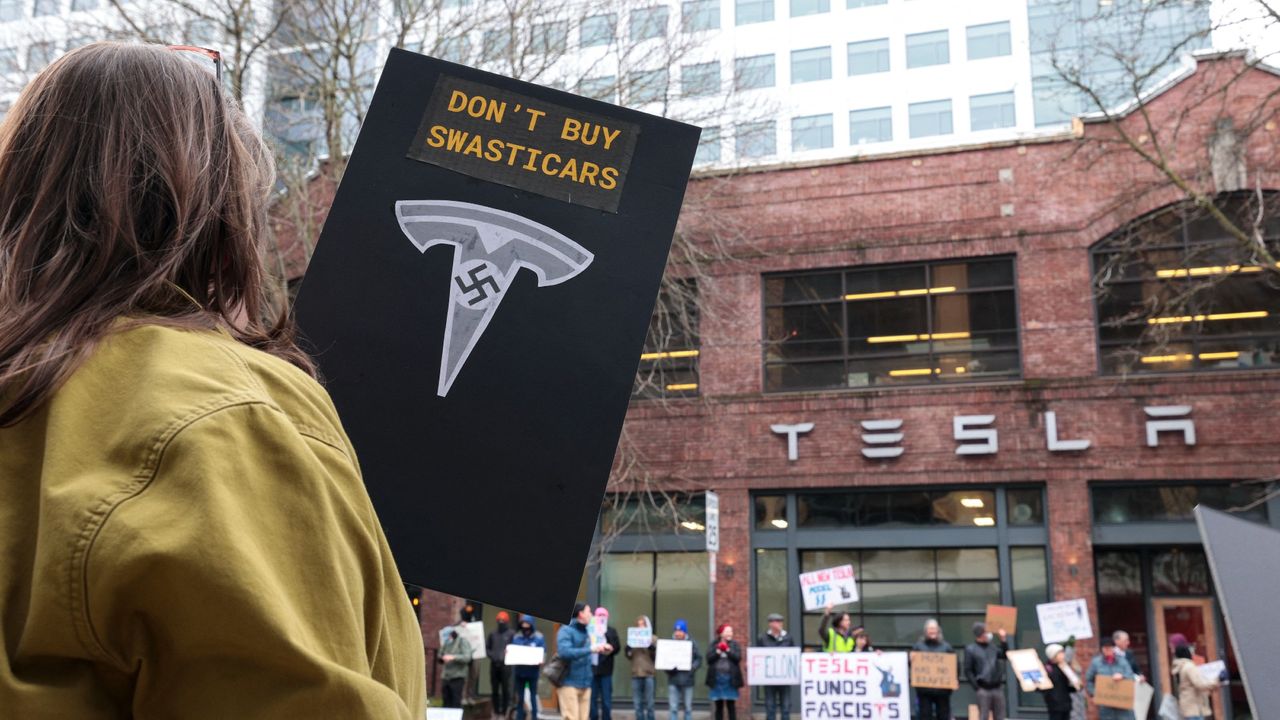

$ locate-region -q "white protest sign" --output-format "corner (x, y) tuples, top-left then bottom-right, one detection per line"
(427, 708), (464, 720)
(748, 646), (801, 686)
(505, 644), (545, 666)
(463, 621), (486, 660)
(1198, 660), (1226, 684)
(628, 627), (653, 648)
(1134, 679), (1154, 720)
(1035, 599), (1093, 644)
(800, 652), (910, 720)
(799, 564), (859, 611)
(655, 639), (693, 671)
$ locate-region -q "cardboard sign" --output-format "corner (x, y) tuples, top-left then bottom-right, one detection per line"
(800, 652), (910, 720)
(655, 639), (693, 671)
(984, 604), (1018, 637)
(1095, 675), (1136, 709)
(799, 565), (859, 611)
(627, 627), (653, 648)
(293, 50), (700, 621)
(748, 646), (802, 686)
(1007, 649), (1052, 691)
(505, 644), (545, 666)
(909, 651), (959, 690)
(1036, 599), (1093, 644)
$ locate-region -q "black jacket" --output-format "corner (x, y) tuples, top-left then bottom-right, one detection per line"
(911, 638), (955, 695)
(704, 639), (744, 689)
(593, 626), (621, 676)
(666, 638), (702, 688)
(756, 630), (796, 648)
(487, 624), (515, 665)
(1039, 664), (1076, 713)
(963, 639), (1008, 690)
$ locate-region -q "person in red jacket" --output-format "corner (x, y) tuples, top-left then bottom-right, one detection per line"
(705, 624), (743, 720)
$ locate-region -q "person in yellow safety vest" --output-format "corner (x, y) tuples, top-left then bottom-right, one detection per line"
(817, 602), (857, 652)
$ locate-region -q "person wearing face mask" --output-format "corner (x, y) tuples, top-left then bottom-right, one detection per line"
(626, 616), (657, 720)
(510, 615), (545, 720)
(440, 622), (475, 709)
(1084, 638), (1135, 720)
(911, 619), (954, 720)
(964, 622), (1009, 720)
(705, 624), (743, 720)
(487, 611), (516, 715)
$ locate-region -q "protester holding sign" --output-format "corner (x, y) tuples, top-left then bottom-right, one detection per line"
(818, 603), (858, 652)
(756, 612), (797, 720)
(706, 624), (744, 720)
(666, 620), (702, 720)
(1172, 644), (1223, 720)
(557, 603), (610, 720)
(488, 612), (516, 715)
(589, 607), (621, 720)
(511, 616), (546, 720)
(1085, 638), (1136, 720)
(1039, 644), (1082, 720)
(0, 42), (428, 720)
(441, 625), (475, 708)
(911, 619), (955, 720)
(964, 622), (1010, 720)
(627, 617), (658, 720)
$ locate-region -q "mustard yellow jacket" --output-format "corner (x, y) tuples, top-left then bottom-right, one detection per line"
(0, 322), (426, 718)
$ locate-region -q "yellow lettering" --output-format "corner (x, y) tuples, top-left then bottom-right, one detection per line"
(485, 138), (504, 162)
(561, 117), (582, 142)
(599, 166), (619, 190)
(463, 134), (484, 157)
(445, 128), (469, 152)
(601, 126), (622, 150)
(487, 101), (507, 124)
(523, 148), (543, 171)
(579, 161), (600, 186)
(525, 108), (546, 131)
(541, 152), (563, 175)
(427, 124), (447, 148)
(558, 158), (579, 182)
(447, 90), (468, 113)
(505, 143), (527, 166)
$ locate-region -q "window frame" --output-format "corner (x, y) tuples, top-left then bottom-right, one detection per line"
(790, 45), (832, 84)
(906, 29), (949, 69)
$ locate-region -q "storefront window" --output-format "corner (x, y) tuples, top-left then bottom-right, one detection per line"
(601, 494), (707, 535)
(1011, 547), (1049, 710)
(1092, 483), (1268, 524)
(754, 495), (787, 529)
(797, 489), (998, 528)
(1006, 487), (1044, 525)
(754, 549), (788, 635)
(1151, 547), (1210, 595)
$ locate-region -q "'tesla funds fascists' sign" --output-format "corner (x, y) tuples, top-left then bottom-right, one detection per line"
(802, 652), (909, 720)
(293, 50), (701, 621)
(800, 565), (859, 611)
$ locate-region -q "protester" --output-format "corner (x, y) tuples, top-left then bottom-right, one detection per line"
(706, 624), (744, 720)
(441, 623), (475, 709)
(557, 603), (609, 720)
(626, 616), (658, 720)
(589, 607), (621, 720)
(911, 619), (954, 720)
(667, 619), (702, 720)
(964, 622), (1009, 720)
(488, 611), (516, 715)
(1112, 630), (1145, 682)
(1040, 644), (1082, 720)
(1173, 644), (1224, 720)
(818, 602), (857, 652)
(0, 42), (427, 718)
(852, 627), (877, 653)
(511, 615), (546, 720)
(1064, 645), (1087, 720)
(1085, 638), (1135, 720)
(757, 613), (796, 720)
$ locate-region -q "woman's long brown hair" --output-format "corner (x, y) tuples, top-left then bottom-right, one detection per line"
(0, 42), (315, 426)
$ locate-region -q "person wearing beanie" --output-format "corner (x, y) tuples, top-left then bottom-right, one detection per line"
(1084, 637), (1135, 720)
(757, 613), (796, 720)
(626, 616), (658, 720)
(1039, 643), (1081, 720)
(510, 615), (546, 720)
(589, 607), (621, 720)
(666, 619), (702, 720)
(1172, 644), (1223, 720)
(964, 621), (1009, 720)
(556, 603), (610, 720)
(911, 619), (953, 720)
(487, 611), (516, 715)
(705, 623), (743, 720)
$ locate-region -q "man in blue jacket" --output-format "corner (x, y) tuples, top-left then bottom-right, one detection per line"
(557, 603), (609, 720)
(511, 615), (545, 720)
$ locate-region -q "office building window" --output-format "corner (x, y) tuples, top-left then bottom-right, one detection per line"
(481, 30), (511, 61)
(791, 113), (833, 152)
(735, 54), (775, 90)
(1092, 192), (1280, 375)
(681, 61), (719, 97)
(32, 0), (57, 17)
(908, 99), (952, 138)
(580, 14), (616, 47)
(736, 120), (775, 159)
(846, 0), (885, 6)
(695, 127), (721, 165)
(0, 0), (20, 20)
(791, 0), (828, 18)
(682, 0), (719, 31)
(579, 75), (617, 102)
(967, 21), (1012, 60)
(1033, 76), (1083, 127)
(790, 46), (831, 83)
(530, 21), (568, 55)
(628, 68), (667, 104)
(631, 6), (669, 41)
(763, 257), (1019, 390)
(849, 106), (892, 145)
(970, 91), (1016, 131)
(634, 280), (700, 398)
(0, 47), (16, 73)
(735, 0), (773, 26)
(906, 29), (949, 68)
(70, 0), (96, 8)
(847, 37), (889, 76)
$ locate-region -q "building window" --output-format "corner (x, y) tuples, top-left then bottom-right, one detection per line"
(681, 61), (719, 98)
(481, 30), (511, 61)
(790, 0), (828, 18)
(628, 69), (666, 104)
(735, 0), (773, 25)
(602, 493), (707, 535)
(849, 106), (892, 145)
(755, 495), (788, 530)
(70, 0), (96, 9)
(579, 75), (616, 102)
(682, 0), (719, 32)
(734, 54), (774, 90)
(847, 0), (886, 6)
(631, 6), (669, 41)
(438, 36), (469, 63)
(790, 46), (831, 83)
(695, 127), (721, 165)
(908, 98), (953, 138)
(1032, 76), (1082, 127)
(32, 0), (56, 17)
(1092, 483), (1270, 525)
(26, 41), (56, 71)
(847, 37), (889, 76)
(791, 113), (833, 152)
(967, 21), (1012, 60)
(1092, 192), (1280, 375)
(0, 47), (17, 73)
(797, 490), (1003, 528)
(0, 0), (22, 18)
(736, 120), (775, 159)
(763, 257), (1019, 391)
(530, 21), (568, 55)
(969, 91), (1015, 131)
(634, 280), (700, 399)
(580, 14), (616, 47)
(906, 29), (949, 68)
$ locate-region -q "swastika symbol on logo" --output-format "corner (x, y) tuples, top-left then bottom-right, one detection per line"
(453, 260), (503, 308)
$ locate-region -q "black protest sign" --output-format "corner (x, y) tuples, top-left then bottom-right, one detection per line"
(293, 49), (700, 621)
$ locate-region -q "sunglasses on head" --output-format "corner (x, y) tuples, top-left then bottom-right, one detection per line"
(167, 45), (221, 81)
